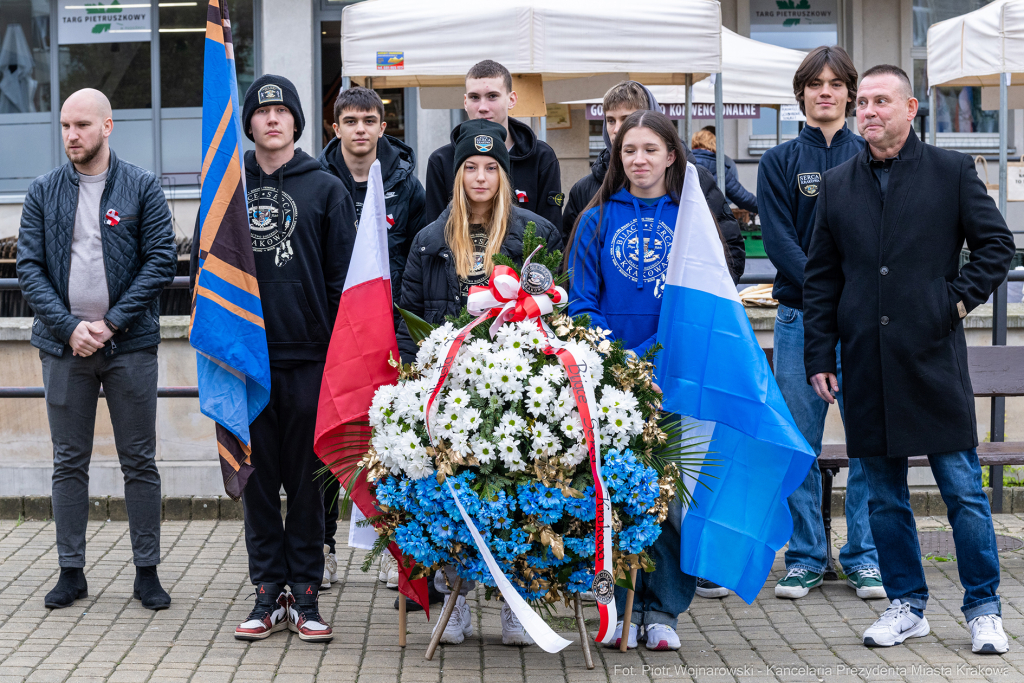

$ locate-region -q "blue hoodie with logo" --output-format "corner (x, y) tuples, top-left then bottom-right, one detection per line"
(567, 188), (676, 356)
(757, 123), (864, 309)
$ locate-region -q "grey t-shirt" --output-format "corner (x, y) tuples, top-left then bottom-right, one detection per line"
(68, 169), (110, 322)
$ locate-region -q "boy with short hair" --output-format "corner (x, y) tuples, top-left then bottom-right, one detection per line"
(757, 46), (883, 601)
(423, 59), (562, 226)
(317, 85), (425, 589)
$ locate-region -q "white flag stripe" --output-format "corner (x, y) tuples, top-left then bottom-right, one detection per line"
(343, 160), (391, 293)
(663, 163), (741, 303)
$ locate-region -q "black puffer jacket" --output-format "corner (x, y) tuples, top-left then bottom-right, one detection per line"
(17, 151), (176, 357)
(562, 147), (746, 283)
(397, 206), (563, 363)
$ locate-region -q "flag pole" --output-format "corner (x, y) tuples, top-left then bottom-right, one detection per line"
(398, 593), (407, 647)
(619, 569), (638, 652)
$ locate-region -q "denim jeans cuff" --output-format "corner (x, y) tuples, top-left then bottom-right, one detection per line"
(787, 563), (827, 575)
(841, 563), (878, 575)
(641, 610), (679, 630)
(962, 596), (1001, 621)
(893, 595), (928, 612)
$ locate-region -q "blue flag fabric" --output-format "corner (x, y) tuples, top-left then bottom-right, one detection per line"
(655, 163), (816, 603)
(189, 0), (271, 500)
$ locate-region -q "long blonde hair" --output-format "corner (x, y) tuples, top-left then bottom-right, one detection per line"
(445, 163), (514, 279)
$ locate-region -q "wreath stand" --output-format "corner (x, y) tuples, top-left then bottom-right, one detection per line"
(413, 575), (618, 669)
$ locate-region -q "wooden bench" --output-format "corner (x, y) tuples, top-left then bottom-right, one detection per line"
(814, 345), (1024, 578)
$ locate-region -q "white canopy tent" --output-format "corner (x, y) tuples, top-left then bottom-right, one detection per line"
(928, 0), (1023, 216)
(570, 29), (805, 147)
(340, 0), (730, 188)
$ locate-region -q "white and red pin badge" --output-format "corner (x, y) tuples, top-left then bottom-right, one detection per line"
(385, 214), (395, 227)
(105, 209), (120, 226)
(515, 189), (528, 203)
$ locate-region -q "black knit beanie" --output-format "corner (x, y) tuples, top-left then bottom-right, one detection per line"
(453, 120), (510, 176)
(242, 74), (305, 142)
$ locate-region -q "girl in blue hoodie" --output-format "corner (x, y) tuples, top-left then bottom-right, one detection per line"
(567, 110), (729, 651)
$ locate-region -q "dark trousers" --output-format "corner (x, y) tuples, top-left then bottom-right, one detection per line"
(323, 474), (340, 554)
(242, 361), (326, 587)
(41, 347), (162, 568)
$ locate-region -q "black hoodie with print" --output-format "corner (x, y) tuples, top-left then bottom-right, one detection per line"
(317, 134), (425, 299)
(190, 149), (357, 364)
(423, 117), (562, 226)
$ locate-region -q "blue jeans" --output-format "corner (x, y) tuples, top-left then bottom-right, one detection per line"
(860, 450), (1001, 620)
(614, 520), (696, 629)
(774, 305), (878, 574)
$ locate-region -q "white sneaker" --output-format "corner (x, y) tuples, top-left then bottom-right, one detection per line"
(862, 600), (930, 647)
(500, 603), (535, 646)
(970, 614), (1009, 654)
(604, 620), (638, 649)
(432, 594), (473, 644)
(321, 545), (338, 590)
(378, 553), (399, 589)
(645, 623), (681, 650)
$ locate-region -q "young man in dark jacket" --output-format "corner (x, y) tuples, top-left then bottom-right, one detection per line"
(191, 75), (357, 643)
(561, 81), (746, 283)
(317, 86), (425, 590)
(18, 88), (176, 612)
(757, 46), (882, 602)
(423, 60), (562, 227)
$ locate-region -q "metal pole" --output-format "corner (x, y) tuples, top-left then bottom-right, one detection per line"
(991, 73), (1010, 512)
(776, 106), (781, 147)
(150, 2), (162, 180)
(684, 74), (693, 148)
(929, 86), (937, 146)
(714, 74), (725, 194)
(538, 115), (547, 143)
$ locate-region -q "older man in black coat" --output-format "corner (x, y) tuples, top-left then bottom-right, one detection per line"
(803, 65), (1015, 654)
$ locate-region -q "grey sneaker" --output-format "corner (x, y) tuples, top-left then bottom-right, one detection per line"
(500, 602), (534, 646)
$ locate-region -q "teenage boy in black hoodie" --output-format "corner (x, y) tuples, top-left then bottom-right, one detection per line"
(561, 81), (746, 283)
(191, 74), (356, 643)
(316, 86), (425, 591)
(424, 59), (562, 226)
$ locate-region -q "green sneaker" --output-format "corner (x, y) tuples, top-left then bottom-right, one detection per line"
(775, 567), (824, 599)
(846, 567), (886, 599)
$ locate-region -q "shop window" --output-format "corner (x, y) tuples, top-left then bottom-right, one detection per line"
(160, 0), (254, 109)
(912, 0), (989, 47)
(0, 0), (51, 114)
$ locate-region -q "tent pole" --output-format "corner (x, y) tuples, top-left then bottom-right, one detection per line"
(928, 86), (937, 146)
(684, 74), (693, 148)
(776, 106), (781, 147)
(539, 115), (547, 143)
(715, 74), (725, 194)
(990, 72), (1009, 512)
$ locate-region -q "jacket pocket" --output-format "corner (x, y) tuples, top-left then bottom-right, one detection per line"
(263, 281), (328, 345)
(931, 276), (951, 340)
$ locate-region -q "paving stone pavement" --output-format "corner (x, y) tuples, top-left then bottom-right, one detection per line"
(1, 515), (1024, 682)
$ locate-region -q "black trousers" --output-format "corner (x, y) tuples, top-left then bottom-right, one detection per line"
(323, 473), (341, 554)
(242, 360), (326, 587)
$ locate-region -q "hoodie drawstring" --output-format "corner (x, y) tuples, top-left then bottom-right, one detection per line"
(629, 195), (668, 290)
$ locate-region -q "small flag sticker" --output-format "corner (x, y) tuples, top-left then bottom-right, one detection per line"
(105, 209), (120, 226)
(376, 51), (404, 70)
(515, 190), (528, 203)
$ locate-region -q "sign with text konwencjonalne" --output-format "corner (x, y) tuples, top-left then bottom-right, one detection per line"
(59, 1), (151, 45)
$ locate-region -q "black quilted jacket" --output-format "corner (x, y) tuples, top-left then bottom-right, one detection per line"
(17, 151), (177, 357)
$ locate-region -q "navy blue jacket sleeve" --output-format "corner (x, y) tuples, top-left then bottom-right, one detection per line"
(725, 167), (758, 213)
(757, 150), (806, 289)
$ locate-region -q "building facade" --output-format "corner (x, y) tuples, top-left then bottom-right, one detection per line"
(1, 0), (1021, 237)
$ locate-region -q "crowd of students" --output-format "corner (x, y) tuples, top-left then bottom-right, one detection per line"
(23, 47), (1013, 657)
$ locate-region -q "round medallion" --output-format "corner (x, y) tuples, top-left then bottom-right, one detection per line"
(592, 569), (614, 605)
(521, 262), (553, 296)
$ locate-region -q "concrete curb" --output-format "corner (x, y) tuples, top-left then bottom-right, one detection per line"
(0, 496), (354, 521)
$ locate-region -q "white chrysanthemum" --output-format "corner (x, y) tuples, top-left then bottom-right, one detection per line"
(445, 388), (471, 413)
(506, 354), (532, 379)
(551, 386), (574, 419)
(498, 411), (525, 438)
(560, 441), (588, 468)
(604, 409), (633, 435)
(498, 437), (525, 472)
(525, 393), (550, 418)
(560, 411), (582, 440)
(491, 366), (524, 400)
(416, 322), (457, 367)
(475, 376), (497, 399)
(461, 407), (483, 432)
(539, 365), (564, 386)
(471, 438), (497, 464)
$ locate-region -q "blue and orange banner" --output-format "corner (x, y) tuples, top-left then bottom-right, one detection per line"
(190, 0), (271, 500)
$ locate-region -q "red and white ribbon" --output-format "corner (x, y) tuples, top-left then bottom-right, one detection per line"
(421, 252), (615, 646)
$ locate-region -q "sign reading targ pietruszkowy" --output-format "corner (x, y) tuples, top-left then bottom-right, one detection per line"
(59, 1), (151, 45)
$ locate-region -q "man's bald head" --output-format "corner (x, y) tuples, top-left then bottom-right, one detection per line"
(61, 88), (113, 172)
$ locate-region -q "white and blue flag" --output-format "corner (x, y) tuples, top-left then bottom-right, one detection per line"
(655, 163), (816, 604)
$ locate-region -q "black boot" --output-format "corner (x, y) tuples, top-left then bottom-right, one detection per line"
(44, 567), (88, 609)
(134, 566), (171, 610)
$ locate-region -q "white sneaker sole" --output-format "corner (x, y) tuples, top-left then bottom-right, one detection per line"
(287, 621), (334, 643)
(646, 638), (680, 651)
(234, 619), (287, 641)
(696, 586), (729, 599)
(973, 637), (1010, 654)
(848, 580), (887, 600)
(502, 631), (534, 646)
(863, 616), (930, 647)
(775, 579), (821, 599)
(386, 573), (399, 590)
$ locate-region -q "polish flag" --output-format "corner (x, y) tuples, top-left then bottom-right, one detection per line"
(314, 160), (429, 615)
(515, 189), (527, 203)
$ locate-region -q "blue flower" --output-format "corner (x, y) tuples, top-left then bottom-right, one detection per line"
(568, 567), (594, 593)
(618, 517), (662, 555)
(564, 536), (595, 558)
(564, 487), (596, 522)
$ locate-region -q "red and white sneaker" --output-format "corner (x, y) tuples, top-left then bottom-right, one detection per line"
(235, 583), (289, 641)
(287, 583), (334, 643)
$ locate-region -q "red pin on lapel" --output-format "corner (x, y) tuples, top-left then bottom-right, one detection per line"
(105, 209), (120, 226)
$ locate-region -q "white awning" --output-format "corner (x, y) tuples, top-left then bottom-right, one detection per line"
(340, 0), (723, 99)
(927, 0), (1024, 88)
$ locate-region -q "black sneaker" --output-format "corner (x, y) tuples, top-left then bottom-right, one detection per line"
(287, 584), (333, 643)
(695, 578), (729, 599)
(235, 583), (288, 641)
